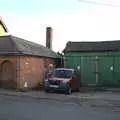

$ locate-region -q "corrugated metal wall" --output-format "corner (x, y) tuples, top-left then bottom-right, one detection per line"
(64, 52), (120, 86)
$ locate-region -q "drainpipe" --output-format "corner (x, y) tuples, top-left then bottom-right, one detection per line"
(17, 56), (20, 89)
(63, 56), (66, 68)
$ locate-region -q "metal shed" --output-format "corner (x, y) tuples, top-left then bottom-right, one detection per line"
(63, 41), (120, 87)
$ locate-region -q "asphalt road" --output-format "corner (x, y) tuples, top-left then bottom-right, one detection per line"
(0, 95), (120, 120)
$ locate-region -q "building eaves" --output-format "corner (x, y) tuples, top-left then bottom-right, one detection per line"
(64, 41), (120, 52)
(0, 35), (60, 58)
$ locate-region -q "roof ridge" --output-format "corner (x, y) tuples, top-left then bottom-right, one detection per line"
(11, 35), (60, 57)
(68, 40), (120, 43)
(9, 35), (23, 54)
(64, 40), (120, 52)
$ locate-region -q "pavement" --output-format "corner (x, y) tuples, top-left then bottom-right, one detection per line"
(0, 88), (120, 108)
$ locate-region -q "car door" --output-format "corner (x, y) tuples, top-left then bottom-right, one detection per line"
(71, 71), (78, 90)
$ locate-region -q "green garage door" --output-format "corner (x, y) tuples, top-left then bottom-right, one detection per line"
(99, 57), (114, 86)
(81, 57), (96, 85)
(114, 57), (120, 86)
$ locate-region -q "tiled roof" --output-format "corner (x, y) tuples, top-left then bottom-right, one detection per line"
(64, 41), (120, 52)
(0, 35), (60, 58)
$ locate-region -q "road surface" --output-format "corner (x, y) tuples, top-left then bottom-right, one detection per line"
(0, 95), (120, 120)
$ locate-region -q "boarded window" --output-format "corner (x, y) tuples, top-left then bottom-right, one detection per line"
(0, 60), (16, 89)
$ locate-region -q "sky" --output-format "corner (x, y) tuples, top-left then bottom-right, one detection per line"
(1, 0), (120, 52)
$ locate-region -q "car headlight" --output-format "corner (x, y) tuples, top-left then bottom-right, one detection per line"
(44, 79), (48, 82)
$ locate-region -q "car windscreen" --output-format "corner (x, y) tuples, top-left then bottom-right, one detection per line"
(53, 70), (73, 78)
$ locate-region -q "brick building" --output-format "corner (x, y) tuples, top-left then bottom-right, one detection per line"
(0, 35), (60, 89)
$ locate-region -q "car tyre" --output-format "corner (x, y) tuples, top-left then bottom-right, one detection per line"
(44, 89), (49, 93)
(76, 87), (81, 92)
(65, 86), (72, 95)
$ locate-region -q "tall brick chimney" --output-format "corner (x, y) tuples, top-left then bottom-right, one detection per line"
(46, 27), (52, 49)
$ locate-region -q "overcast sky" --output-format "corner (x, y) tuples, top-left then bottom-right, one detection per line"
(1, 0), (120, 52)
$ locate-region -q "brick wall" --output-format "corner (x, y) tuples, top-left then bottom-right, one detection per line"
(19, 56), (55, 89)
(0, 56), (55, 89)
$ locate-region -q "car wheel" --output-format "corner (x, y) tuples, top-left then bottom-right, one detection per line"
(44, 89), (49, 93)
(65, 86), (72, 94)
(76, 87), (80, 92)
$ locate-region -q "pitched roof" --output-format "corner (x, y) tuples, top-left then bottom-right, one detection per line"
(64, 41), (120, 52)
(0, 17), (8, 33)
(0, 35), (60, 58)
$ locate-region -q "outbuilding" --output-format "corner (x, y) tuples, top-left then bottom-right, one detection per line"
(64, 41), (120, 87)
(0, 35), (60, 89)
